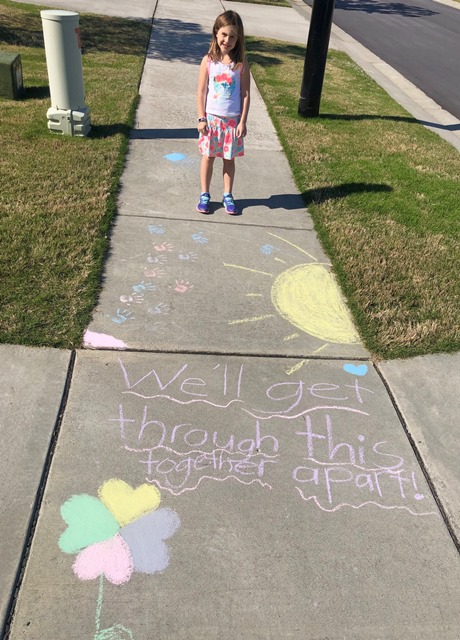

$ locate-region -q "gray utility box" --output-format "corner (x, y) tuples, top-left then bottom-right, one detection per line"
(0, 52), (24, 99)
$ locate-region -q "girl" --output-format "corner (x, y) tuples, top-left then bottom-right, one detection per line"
(196, 10), (250, 215)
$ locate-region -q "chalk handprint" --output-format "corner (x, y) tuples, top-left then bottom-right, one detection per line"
(132, 281), (156, 294)
(111, 309), (134, 324)
(144, 267), (166, 279)
(191, 232), (208, 244)
(172, 280), (193, 293)
(147, 254), (168, 265)
(153, 242), (174, 252)
(147, 303), (171, 315)
(148, 224), (166, 235)
(178, 252), (198, 262)
(120, 293), (143, 305)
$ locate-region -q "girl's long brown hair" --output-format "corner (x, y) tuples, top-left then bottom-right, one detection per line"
(208, 11), (245, 65)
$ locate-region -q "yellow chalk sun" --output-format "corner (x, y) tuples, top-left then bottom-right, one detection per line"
(271, 263), (359, 344)
(224, 232), (359, 345)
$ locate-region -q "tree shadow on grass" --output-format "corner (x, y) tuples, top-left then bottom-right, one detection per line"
(246, 39), (305, 68)
(302, 182), (392, 206)
(320, 113), (460, 132)
(237, 183), (392, 214)
(0, 12), (150, 55)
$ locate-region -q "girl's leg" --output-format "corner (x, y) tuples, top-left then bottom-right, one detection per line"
(222, 158), (235, 195)
(200, 156), (215, 193)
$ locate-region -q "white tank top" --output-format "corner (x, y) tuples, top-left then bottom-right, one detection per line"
(206, 59), (242, 117)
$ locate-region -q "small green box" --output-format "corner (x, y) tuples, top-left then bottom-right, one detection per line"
(0, 52), (24, 99)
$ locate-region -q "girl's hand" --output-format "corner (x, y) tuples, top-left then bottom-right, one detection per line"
(198, 121), (208, 135)
(236, 122), (247, 138)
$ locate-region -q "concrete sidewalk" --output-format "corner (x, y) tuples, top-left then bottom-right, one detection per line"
(2, 0), (460, 637)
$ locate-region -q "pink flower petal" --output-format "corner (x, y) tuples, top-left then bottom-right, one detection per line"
(73, 534), (134, 585)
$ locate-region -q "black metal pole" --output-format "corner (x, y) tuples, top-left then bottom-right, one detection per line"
(298, 0), (335, 118)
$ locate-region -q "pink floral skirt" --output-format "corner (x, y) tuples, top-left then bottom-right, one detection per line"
(198, 114), (244, 160)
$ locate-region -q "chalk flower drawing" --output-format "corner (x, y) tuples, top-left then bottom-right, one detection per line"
(58, 479), (180, 639)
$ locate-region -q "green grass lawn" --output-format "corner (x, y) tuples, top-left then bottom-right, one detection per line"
(247, 37), (460, 359)
(0, 0), (151, 347)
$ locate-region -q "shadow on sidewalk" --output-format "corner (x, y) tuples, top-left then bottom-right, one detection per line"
(148, 18), (209, 64)
(334, 0), (438, 17)
(131, 128), (197, 139)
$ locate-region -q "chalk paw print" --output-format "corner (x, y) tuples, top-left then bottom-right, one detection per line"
(178, 251), (198, 262)
(171, 279), (194, 293)
(144, 267), (166, 279)
(153, 242), (174, 252)
(147, 303), (171, 315)
(111, 309), (135, 324)
(147, 254), (168, 265)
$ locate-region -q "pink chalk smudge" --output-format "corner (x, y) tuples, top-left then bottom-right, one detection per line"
(84, 330), (127, 350)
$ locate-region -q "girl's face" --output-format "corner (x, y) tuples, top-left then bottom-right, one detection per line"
(215, 25), (238, 56)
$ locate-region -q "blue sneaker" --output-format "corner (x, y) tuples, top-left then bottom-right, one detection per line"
(196, 192), (210, 214)
(223, 193), (238, 215)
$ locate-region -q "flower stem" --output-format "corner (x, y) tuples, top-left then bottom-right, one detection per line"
(95, 574), (104, 636)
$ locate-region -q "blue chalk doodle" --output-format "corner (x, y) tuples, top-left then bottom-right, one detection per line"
(148, 224), (166, 235)
(164, 153), (186, 163)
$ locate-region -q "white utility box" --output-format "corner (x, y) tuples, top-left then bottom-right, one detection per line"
(41, 10), (91, 136)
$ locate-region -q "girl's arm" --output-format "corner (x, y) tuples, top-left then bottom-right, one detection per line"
(197, 55), (209, 134)
(237, 57), (251, 138)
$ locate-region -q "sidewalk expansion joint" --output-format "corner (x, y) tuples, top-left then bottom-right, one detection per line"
(84, 346), (371, 362)
(375, 363), (460, 554)
(2, 350), (77, 640)
(119, 212), (312, 232)
(136, 1), (158, 94)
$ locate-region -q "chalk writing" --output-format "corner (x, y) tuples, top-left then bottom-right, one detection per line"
(108, 359), (438, 516)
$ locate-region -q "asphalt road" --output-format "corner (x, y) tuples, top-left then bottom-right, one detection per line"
(305, 0), (460, 120)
